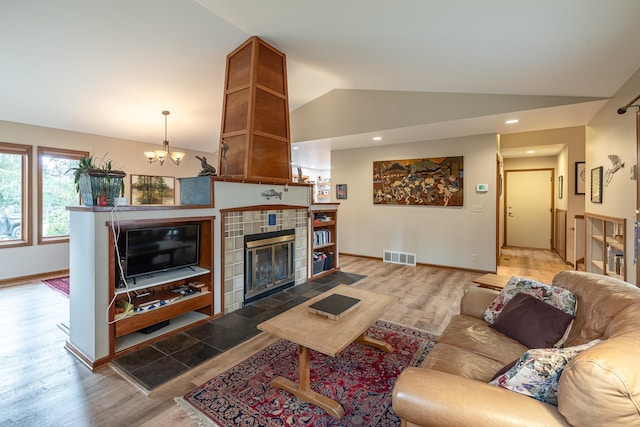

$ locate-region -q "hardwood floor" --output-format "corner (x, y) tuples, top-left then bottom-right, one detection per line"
(0, 249), (570, 426)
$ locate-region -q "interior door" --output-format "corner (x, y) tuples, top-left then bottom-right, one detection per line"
(505, 169), (553, 249)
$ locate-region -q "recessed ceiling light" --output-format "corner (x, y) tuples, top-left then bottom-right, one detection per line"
(505, 119), (519, 124)
(292, 146), (299, 150)
(373, 136), (382, 141)
(526, 150), (536, 154)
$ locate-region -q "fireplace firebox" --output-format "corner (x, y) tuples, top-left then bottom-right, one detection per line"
(244, 229), (296, 304)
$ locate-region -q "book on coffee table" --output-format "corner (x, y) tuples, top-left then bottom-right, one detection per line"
(308, 293), (361, 320)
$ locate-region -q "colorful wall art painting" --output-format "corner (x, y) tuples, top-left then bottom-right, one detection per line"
(373, 156), (464, 206)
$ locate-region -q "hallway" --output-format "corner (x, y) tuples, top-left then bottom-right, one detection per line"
(498, 247), (571, 284)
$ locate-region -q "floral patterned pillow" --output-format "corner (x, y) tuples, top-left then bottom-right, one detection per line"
(482, 277), (578, 330)
(489, 339), (601, 405)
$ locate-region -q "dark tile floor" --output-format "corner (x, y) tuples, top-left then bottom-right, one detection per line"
(111, 271), (366, 391)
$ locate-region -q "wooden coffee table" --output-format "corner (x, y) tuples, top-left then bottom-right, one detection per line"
(257, 284), (397, 418)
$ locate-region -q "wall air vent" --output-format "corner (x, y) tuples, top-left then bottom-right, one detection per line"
(383, 250), (417, 266)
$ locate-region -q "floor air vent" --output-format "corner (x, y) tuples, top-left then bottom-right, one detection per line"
(383, 250), (417, 266)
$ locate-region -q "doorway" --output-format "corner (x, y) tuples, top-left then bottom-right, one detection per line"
(504, 169), (554, 249)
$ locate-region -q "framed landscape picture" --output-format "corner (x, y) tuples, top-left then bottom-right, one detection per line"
(130, 174), (175, 205)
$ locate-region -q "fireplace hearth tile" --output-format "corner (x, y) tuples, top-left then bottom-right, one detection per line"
(233, 304), (268, 319)
(250, 295), (289, 310)
(152, 332), (200, 355)
(129, 356), (189, 390)
(171, 341), (221, 367)
(112, 345), (166, 372)
(203, 327), (260, 352)
(110, 271), (366, 392)
(184, 321), (227, 341)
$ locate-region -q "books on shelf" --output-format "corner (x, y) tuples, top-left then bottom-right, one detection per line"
(607, 245), (624, 276)
(314, 229), (331, 246)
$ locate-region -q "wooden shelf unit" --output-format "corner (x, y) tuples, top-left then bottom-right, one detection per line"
(311, 207), (338, 277)
(107, 216), (215, 354)
(584, 212), (626, 281)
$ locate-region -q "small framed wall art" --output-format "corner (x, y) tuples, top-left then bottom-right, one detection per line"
(590, 166), (603, 203)
(575, 161), (586, 195)
(558, 175), (563, 199)
(336, 184), (347, 199)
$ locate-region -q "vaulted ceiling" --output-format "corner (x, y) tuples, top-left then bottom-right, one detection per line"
(2, 1), (640, 169)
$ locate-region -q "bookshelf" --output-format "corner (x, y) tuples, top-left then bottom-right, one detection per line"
(584, 212), (626, 280)
(311, 205), (339, 277)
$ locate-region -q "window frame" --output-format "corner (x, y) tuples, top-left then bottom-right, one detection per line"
(37, 147), (89, 245)
(0, 142), (32, 249)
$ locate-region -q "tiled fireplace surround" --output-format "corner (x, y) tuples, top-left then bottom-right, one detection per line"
(222, 208), (309, 313)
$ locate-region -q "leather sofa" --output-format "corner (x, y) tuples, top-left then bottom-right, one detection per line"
(392, 270), (640, 426)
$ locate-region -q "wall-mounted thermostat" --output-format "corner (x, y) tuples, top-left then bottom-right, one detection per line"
(476, 184), (488, 193)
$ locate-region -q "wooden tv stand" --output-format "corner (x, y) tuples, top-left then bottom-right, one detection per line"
(65, 206), (216, 370)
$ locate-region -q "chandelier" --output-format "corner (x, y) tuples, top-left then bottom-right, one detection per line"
(144, 110), (185, 166)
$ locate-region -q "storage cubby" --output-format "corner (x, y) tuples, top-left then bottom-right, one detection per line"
(311, 206), (338, 277)
(107, 216), (215, 354)
(585, 212), (626, 280)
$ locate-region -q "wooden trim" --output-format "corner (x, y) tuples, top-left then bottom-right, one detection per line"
(220, 212), (227, 316)
(37, 146), (89, 245)
(0, 268), (69, 287)
(105, 216), (215, 229)
(210, 176), (312, 187)
(0, 142), (32, 249)
(338, 252), (494, 274)
(66, 204), (214, 212)
(503, 168), (555, 249)
(220, 204), (308, 213)
(555, 208), (567, 261)
(64, 341), (110, 371)
(636, 110), (640, 283)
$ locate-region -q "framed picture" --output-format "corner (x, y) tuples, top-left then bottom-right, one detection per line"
(336, 184), (347, 199)
(590, 166), (603, 204)
(130, 174), (175, 205)
(575, 161), (586, 195)
(558, 175), (563, 199)
(373, 156), (464, 206)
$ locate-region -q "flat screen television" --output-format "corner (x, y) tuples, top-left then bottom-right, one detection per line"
(123, 224), (200, 279)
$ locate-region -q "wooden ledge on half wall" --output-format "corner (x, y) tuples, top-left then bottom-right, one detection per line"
(207, 176), (314, 187)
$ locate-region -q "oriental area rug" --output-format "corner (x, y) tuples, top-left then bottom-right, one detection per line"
(43, 276), (70, 298)
(176, 320), (436, 427)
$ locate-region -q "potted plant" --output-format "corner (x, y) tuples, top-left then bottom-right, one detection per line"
(68, 155), (126, 206)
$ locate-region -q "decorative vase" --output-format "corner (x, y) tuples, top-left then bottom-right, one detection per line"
(78, 169), (126, 206)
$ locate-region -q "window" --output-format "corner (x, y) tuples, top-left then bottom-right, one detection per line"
(37, 147), (88, 244)
(0, 142), (31, 248)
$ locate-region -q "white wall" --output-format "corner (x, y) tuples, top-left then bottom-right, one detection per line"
(585, 66), (640, 284)
(331, 133), (497, 271)
(0, 120), (216, 281)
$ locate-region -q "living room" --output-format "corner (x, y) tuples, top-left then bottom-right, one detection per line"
(2, 1), (640, 425)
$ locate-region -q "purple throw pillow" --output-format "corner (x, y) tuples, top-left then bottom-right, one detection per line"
(490, 292), (575, 349)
